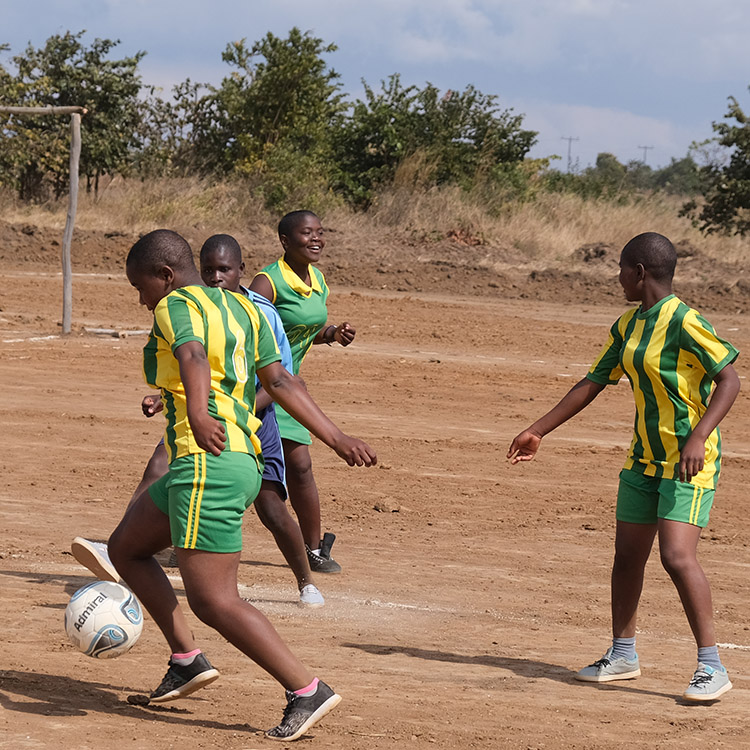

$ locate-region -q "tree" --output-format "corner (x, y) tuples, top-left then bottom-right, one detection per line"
(0, 31), (144, 200)
(332, 74), (537, 207)
(681, 92), (750, 234)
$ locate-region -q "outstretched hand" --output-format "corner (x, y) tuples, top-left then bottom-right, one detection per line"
(335, 322), (356, 347)
(507, 429), (543, 464)
(332, 434), (377, 466)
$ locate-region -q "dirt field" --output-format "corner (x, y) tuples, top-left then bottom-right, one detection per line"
(1, 221), (749, 749)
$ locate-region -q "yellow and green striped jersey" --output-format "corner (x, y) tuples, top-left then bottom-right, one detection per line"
(587, 295), (738, 488)
(254, 258), (329, 375)
(143, 285), (281, 463)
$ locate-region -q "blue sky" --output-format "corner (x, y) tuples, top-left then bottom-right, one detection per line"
(3, 0), (750, 170)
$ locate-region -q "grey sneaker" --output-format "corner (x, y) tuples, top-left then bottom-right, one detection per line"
(71, 537), (119, 582)
(149, 653), (220, 703)
(266, 680), (341, 741)
(306, 533), (341, 574)
(683, 663), (732, 701)
(575, 647), (641, 682)
(299, 584), (325, 608)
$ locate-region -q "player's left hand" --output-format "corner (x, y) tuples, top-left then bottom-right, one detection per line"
(335, 322), (356, 347)
(679, 433), (706, 483)
(332, 434), (377, 466)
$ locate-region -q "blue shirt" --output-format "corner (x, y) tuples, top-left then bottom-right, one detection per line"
(240, 286), (294, 381)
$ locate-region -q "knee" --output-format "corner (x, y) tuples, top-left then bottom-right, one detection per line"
(660, 546), (694, 577)
(286, 447), (313, 479)
(186, 590), (228, 628)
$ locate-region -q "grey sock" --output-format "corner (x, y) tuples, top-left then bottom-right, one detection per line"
(697, 645), (723, 671)
(611, 636), (637, 660)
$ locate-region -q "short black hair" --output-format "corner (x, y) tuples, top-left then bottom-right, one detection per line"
(621, 232), (677, 282)
(278, 210), (319, 239)
(200, 234), (243, 265)
(126, 230), (196, 275)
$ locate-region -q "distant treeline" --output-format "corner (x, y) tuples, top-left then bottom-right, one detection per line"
(1, 29), (748, 233)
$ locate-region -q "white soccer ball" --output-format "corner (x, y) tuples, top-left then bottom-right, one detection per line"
(64, 580), (143, 659)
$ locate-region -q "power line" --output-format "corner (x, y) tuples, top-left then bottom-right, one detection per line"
(561, 136), (579, 173)
(637, 145), (654, 164)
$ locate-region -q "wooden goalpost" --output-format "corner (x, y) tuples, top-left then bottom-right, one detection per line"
(0, 105), (87, 334)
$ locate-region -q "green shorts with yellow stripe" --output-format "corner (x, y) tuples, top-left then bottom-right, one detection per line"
(149, 451), (262, 552)
(616, 468), (714, 528)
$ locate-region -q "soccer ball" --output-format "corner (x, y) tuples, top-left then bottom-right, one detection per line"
(64, 580), (143, 659)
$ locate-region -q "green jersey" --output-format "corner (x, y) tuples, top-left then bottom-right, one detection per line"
(255, 258), (329, 374)
(587, 295), (738, 488)
(144, 285), (281, 463)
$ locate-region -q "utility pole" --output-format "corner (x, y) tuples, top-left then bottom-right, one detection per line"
(561, 136), (579, 173)
(638, 145), (654, 164)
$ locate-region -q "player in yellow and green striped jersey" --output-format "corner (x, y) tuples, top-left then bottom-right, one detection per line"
(508, 232), (740, 702)
(107, 230), (376, 740)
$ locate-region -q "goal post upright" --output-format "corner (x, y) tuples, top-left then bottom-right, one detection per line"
(0, 104), (87, 334)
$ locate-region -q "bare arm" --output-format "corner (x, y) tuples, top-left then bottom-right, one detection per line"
(678, 362), (741, 482)
(248, 274), (274, 301)
(257, 361), (376, 466)
(174, 341), (226, 456)
(507, 377), (606, 464)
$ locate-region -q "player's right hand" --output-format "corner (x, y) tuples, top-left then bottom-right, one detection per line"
(507, 429), (542, 464)
(142, 393), (163, 417)
(333, 435), (377, 466)
(191, 414), (226, 456)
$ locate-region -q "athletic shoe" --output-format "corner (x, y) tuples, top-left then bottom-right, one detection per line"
(71, 537), (119, 582)
(299, 584), (325, 608)
(265, 681), (342, 741)
(149, 653), (220, 704)
(306, 533), (341, 574)
(683, 663), (732, 701)
(575, 647), (641, 682)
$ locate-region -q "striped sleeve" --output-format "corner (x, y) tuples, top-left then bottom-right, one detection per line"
(154, 292), (206, 352)
(586, 315), (628, 385)
(255, 305), (282, 369)
(681, 310), (739, 378)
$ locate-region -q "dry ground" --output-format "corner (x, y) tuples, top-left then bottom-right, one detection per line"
(1, 222), (749, 749)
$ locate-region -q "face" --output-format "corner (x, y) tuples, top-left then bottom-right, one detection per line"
(618, 253), (642, 302)
(200, 247), (244, 292)
(280, 214), (325, 266)
(126, 265), (172, 311)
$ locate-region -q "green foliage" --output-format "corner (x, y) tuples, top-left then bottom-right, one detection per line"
(681, 92), (750, 235)
(0, 31), (144, 200)
(333, 74), (537, 207)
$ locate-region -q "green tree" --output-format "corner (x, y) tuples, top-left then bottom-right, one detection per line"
(681, 92), (750, 234)
(332, 74), (537, 207)
(0, 31), (144, 200)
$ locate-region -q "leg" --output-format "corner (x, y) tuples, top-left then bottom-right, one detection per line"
(177, 547), (313, 690)
(254, 480), (315, 589)
(658, 518), (715, 647)
(282, 439), (322, 549)
(126, 441), (169, 510)
(108, 491), (196, 654)
(611, 520), (658, 637)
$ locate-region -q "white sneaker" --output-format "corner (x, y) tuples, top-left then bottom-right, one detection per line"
(71, 537), (119, 582)
(298, 584), (325, 608)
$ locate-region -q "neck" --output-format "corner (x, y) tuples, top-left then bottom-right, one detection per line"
(284, 255), (311, 284)
(174, 270), (204, 289)
(640, 284), (673, 311)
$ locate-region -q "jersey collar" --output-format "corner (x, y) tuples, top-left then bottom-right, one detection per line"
(278, 257), (323, 297)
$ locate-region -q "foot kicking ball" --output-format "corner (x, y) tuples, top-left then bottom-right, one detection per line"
(65, 580), (143, 658)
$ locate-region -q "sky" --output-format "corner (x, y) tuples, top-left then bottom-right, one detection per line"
(3, 0), (750, 170)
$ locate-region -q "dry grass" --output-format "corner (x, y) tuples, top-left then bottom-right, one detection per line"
(1, 176), (747, 268)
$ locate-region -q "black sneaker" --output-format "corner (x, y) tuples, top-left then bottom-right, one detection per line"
(305, 532), (341, 574)
(149, 653), (220, 703)
(265, 681), (342, 741)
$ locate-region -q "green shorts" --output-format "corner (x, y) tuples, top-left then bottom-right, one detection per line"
(616, 469), (714, 528)
(275, 404), (312, 446)
(149, 451), (262, 553)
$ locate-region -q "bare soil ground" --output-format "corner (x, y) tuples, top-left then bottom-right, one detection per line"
(1, 220), (749, 749)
